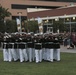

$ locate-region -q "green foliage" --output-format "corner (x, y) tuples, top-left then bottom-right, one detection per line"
(0, 5), (11, 21)
(0, 5), (12, 33)
(0, 20), (17, 33)
(6, 20), (17, 33)
(53, 20), (65, 33)
(0, 21), (5, 33)
(25, 20), (39, 33)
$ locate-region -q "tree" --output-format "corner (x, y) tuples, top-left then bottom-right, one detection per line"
(27, 20), (39, 33)
(6, 20), (17, 33)
(0, 5), (11, 21)
(24, 20), (39, 33)
(0, 5), (11, 33)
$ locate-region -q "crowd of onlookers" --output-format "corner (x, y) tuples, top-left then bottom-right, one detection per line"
(63, 32), (76, 49)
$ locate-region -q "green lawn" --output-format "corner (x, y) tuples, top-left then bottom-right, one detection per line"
(0, 50), (76, 75)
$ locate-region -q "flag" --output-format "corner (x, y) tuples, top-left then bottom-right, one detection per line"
(37, 17), (43, 34)
(16, 18), (21, 32)
(16, 18), (20, 25)
(37, 17), (42, 24)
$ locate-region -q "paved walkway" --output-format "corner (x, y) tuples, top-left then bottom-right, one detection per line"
(60, 45), (76, 53)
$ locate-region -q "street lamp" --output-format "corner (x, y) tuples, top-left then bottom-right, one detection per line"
(55, 17), (59, 21)
(73, 17), (75, 20)
(17, 12), (22, 33)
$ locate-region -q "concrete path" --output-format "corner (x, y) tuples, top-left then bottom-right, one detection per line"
(60, 45), (76, 53)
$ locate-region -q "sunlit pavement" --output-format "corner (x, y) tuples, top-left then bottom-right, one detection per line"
(60, 45), (76, 53)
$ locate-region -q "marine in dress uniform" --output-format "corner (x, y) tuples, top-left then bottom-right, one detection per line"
(53, 36), (60, 61)
(17, 34), (28, 62)
(34, 34), (43, 63)
(8, 34), (19, 62)
(43, 34), (54, 62)
(26, 33), (35, 62)
(46, 35), (54, 62)
(2, 32), (61, 63)
(2, 34), (9, 61)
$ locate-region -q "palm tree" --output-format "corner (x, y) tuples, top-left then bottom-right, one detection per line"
(0, 5), (11, 33)
(0, 5), (11, 21)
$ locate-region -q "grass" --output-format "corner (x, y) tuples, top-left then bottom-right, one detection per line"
(0, 50), (76, 75)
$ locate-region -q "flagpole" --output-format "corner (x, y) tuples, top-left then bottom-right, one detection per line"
(17, 12), (22, 34)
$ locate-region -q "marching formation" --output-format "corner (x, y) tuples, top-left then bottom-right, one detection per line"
(1, 32), (60, 63)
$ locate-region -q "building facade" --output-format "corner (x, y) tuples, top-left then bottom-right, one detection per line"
(0, 0), (76, 20)
(28, 5), (76, 19)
